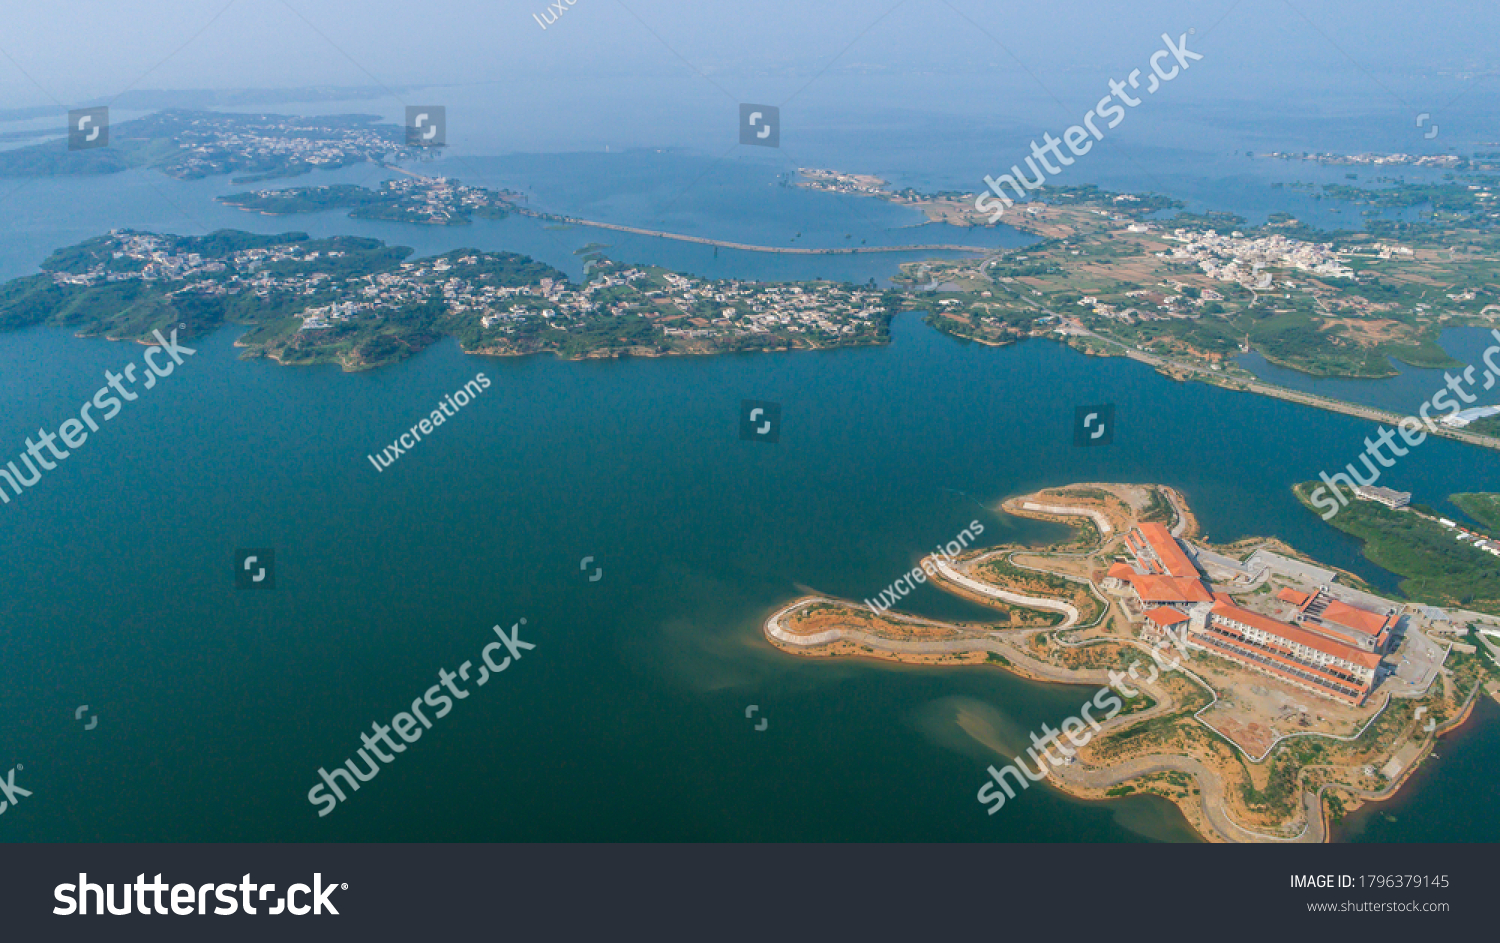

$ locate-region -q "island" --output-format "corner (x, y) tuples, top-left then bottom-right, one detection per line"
(0, 109), (415, 182)
(218, 175), (516, 226)
(4, 105), (1499, 455)
(0, 229), (899, 369)
(764, 482), (1500, 842)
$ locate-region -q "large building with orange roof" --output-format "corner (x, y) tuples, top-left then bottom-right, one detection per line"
(1125, 523), (1199, 579)
(1109, 523), (1386, 704)
(1199, 600), (1381, 704)
(1278, 586), (1397, 654)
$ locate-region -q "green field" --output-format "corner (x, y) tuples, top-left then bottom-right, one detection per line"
(1450, 492), (1500, 531)
(1295, 482), (1500, 614)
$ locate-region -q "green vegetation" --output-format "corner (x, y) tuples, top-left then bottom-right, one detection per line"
(1241, 738), (1329, 818)
(0, 228), (897, 370)
(887, 174), (1500, 380)
(1295, 483), (1500, 614)
(1320, 181), (1500, 232)
(1450, 492), (1500, 532)
(1138, 488), (1172, 524)
(219, 178), (511, 226)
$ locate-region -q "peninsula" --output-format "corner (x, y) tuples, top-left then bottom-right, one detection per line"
(0, 109), (413, 182)
(764, 482), (1500, 843)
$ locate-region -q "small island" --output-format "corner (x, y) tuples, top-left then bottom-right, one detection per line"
(764, 482), (1500, 843)
(218, 174), (516, 226)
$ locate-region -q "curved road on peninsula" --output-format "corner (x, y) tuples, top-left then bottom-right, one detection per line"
(765, 595), (1327, 842)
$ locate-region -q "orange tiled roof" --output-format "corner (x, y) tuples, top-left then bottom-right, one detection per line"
(1128, 573), (1213, 604)
(1108, 561), (1138, 580)
(1195, 629), (1368, 703)
(1210, 601), (1382, 669)
(1133, 522), (1198, 579)
(1321, 599), (1395, 637)
(1145, 607), (1190, 626)
(1276, 587), (1312, 607)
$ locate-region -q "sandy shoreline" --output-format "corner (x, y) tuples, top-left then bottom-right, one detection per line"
(761, 482), (1491, 842)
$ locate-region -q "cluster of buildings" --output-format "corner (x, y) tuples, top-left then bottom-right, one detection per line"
(48, 231), (318, 288)
(162, 114), (398, 178)
(1075, 283), (1234, 324)
(49, 232), (886, 349)
(1106, 522), (1396, 705)
(796, 168), (889, 197)
(1162, 230), (1355, 284)
(1436, 516), (1500, 557)
(1262, 151), (1463, 169)
(374, 176), (506, 222)
(437, 258), (886, 344)
(436, 258), (887, 342)
(231, 177), (504, 225)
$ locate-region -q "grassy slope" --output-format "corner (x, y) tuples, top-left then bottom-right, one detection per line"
(1294, 482), (1500, 615)
(1450, 492), (1500, 532)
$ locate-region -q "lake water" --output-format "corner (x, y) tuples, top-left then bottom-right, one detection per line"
(0, 151), (1497, 841)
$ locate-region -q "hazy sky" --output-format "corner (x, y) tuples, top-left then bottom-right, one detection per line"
(0, 0), (1495, 172)
(2, 1), (1496, 109)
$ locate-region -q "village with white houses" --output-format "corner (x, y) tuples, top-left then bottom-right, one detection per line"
(1159, 228), (1357, 283)
(149, 110), (405, 179)
(33, 228), (895, 363)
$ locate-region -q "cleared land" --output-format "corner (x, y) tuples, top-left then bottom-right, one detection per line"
(765, 482), (1500, 843)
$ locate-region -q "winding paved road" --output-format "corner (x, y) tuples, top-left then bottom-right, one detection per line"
(930, 558), (1081, 628)
(767, 596), (1328, 842)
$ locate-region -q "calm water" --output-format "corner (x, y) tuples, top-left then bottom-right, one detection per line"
(1, 144), (1497, 841)
(1, 304), (1497, 841)
(1239, 327), (1500, 418)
